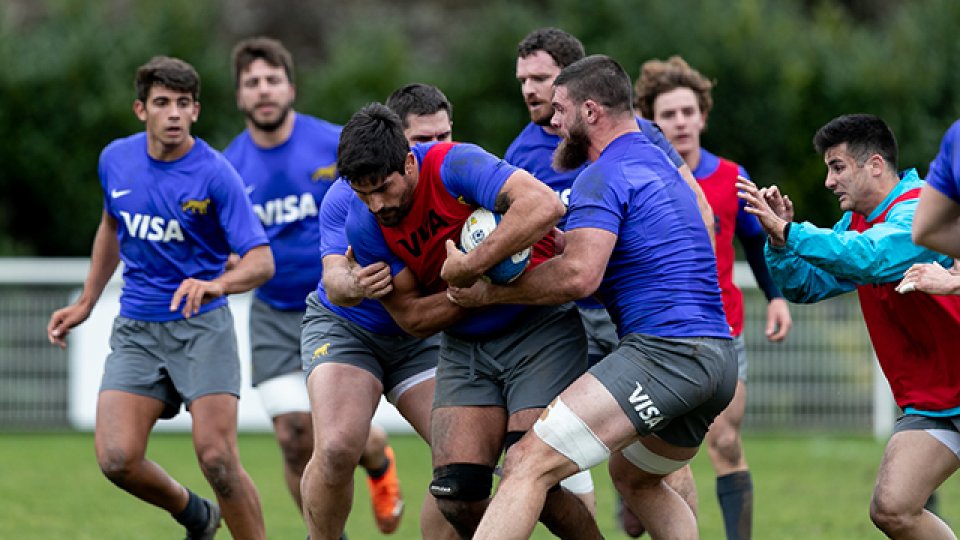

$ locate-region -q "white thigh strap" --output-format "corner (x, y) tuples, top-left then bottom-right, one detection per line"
(533, 397), (610, 470)
(621, 440), (690, 475)
(257, 371), (310, 417)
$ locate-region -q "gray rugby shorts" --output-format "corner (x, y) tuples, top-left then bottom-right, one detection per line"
(433, 303), (589, 414)
(590, 332), (738, 447)
(300, 292), (438, 403)
(249, 296), (305, 387)
(99, 306), (241, 419)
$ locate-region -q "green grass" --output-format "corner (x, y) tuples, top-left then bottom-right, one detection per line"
(0, 432), (957, 539)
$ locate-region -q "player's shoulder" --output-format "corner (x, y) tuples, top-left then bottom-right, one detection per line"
(100, 132), (146, 163)
(296, 113), (343, 138)
(222, 129), (252, 161)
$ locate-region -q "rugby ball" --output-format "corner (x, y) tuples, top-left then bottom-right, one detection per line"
(460, 208), (531, 284)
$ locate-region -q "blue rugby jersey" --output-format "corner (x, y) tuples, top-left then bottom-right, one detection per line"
(565, 132), (729, 339)
(316, 179), (406, 335)
(99, 133), (268, 321)
(505, 118), (684, 311)
(224, 113), (342, 310)
(926, 119), (960, 203)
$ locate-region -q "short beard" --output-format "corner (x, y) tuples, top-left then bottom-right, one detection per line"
(245, 104), (292, 133)
(552, 122), (590, 171)
(532, 106), (554, 127)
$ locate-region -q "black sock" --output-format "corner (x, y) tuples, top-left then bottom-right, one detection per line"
(173, 489), (209, 530)
(366, 456), (390, 480)
(717, 471), (753, 540)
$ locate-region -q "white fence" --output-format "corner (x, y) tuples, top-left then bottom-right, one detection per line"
(0, 257), (895, 436)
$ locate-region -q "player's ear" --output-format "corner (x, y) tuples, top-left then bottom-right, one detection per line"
(133, 100), (147, 122)
(583, 100), (599, 123)
(405, 152), (416, 175)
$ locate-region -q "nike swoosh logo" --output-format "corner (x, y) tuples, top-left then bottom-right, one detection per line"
(111, 189), (132, 199)
(245, 185), (256, 195)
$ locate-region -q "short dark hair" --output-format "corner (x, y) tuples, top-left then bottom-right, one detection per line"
(337, 103), (409, 186)
(517, 27), (585, 69)
(813, 114), (898, 170)
(554, 54), (633, 116)
(231, 36), (295, 88)
(135, 56), (200, 103)
(634, 56), (714, 119)
(385, 83), (453, 128)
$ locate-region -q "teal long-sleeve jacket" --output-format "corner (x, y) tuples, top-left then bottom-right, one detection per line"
(764, 169), (952, 303)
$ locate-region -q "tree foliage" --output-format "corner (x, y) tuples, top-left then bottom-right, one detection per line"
(2, 0), (959, 255)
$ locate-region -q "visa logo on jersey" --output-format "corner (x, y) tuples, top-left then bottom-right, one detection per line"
(253, 193), (318, 227)
(119, 211), (185, 242)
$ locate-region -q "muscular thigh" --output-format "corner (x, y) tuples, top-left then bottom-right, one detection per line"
(879, 415), (960, 497)
(431, 406), (507, 467)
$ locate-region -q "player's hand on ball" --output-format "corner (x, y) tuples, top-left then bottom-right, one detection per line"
(441, 239), (480, 288)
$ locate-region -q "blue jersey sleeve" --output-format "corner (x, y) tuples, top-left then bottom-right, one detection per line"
(637, 117), (684, 168)
(208, 157), (268, 256)
(344, 196), (407, 277)
(565, 164), (625, 235)
(439, 144), (519, 210)
(319, 180), (353, 258)
(927, 120), (960, 202)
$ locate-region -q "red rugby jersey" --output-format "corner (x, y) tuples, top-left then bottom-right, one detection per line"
(849, 188), (960, 411)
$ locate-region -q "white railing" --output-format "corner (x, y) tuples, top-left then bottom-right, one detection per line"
(0, 258), (894, 436)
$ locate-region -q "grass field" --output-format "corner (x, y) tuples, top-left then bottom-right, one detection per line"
(1, 431), (956, 539)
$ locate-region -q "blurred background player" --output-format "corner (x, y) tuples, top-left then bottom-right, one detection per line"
(738, 113), (960, 539)
(222, 37), (402, 534)
(506, 28), (713, 526)
(634, 55), (793, 540)
(47, 56), (273, 540)
(297, 83), (458, 539)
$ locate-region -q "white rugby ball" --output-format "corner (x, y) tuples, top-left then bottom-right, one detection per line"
(460, 207), (531, 284)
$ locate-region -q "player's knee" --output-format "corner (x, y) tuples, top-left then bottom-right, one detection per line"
(313, 438), (363, 484)
(96, 446), (137, 485)
(870, 490), (919, 535)
(707, 429), (742, 465)
(429, 464), (493, 535)
(274, 414), (313, 468)
(430, 463), (494, 503)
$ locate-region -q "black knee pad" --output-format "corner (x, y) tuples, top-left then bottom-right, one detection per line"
(429, 463), (494, 501)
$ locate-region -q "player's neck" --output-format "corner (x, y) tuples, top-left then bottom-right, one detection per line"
(148, 135), (195, 162)
(590, 117), (638, 161)
(248, 110), (297, 149)
(682, 147), (702, 171)
(540, 123), (559, 136)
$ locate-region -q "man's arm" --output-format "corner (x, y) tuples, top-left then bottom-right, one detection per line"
(441, 169), (564, 287)
(170, 244), (274, 318)
(447, 228), (616, 307)
(47, 210), (121, 348)
(736, 178), (853, 303)
(322, 247), (393, 307)
(680, 163), (716, 251)
(912, 185), (960, 258)
(377, 267), (469, 338)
